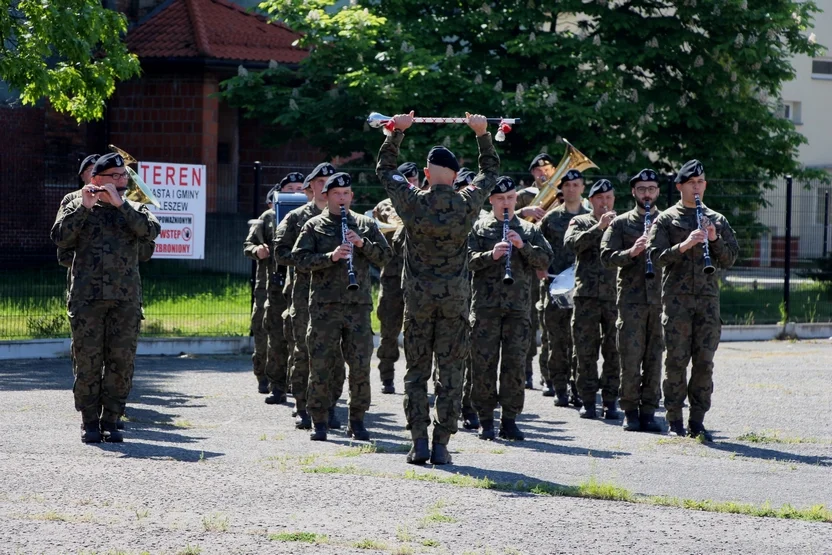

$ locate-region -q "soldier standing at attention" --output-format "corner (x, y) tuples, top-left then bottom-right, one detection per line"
(274, 163), (347, 431)
(374, 161), (421, 394)
(538, 170), (588, 406)
(51, 153), (161, 443)
(468, 176), (553, 441)
(376, 111), (499, 466)
(600, 169), (664, 432)
(293, 172), (392, 441)
(564, 179), (620, 419)
(648, 160), (738, 440)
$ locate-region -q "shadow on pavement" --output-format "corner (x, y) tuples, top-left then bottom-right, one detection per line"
(707, 441), (832, 467)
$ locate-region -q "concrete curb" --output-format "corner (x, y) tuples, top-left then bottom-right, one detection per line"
(1, 324), (829, 360)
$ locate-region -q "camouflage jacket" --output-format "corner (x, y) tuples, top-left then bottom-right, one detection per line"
(564, 212), (618, 301)
(600, 207), (662, 305)
(58, 189), (155, 267)
(515, 186), (538, 210)
(51, 198), (161, 303)
(375, 130), (499, 311)
(538, 204), (589, 276)
(468, 212), (553, 314)
(244, 208), (287, 293)
(647, 200), (739, 298)
(374, 198), (403, 281)
(293, 208), (391, 306)
(274, 201), (323, 311)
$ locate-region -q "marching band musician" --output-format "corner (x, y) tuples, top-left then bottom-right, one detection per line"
(647, 160), (739, 441)
(467, 176), (553, 441)
(600, 169), (664, 432)
(293, 172), (392, 441)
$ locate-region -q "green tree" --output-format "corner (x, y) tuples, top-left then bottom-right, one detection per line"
(222, 1), (824, 193)
(1, 0), (140, 121)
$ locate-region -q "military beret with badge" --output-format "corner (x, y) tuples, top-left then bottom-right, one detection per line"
(491, 176), (516, 196)
(674, 159), (704, 184)
(304, 162), (336, 189)
(92, 153), (125, 176)
(528, 153), (555, 172)
(397, 162), (419, 178)
(629, 168), (658, 188)
(279, 172), (305, 190)
(453, 169), (475, 191)
(322, 172), (352, 193)
(560, 168), (583, 186)
(427, 145), (460, 172)
(78, 154), (100, 177)
(588, 178), (614, 198)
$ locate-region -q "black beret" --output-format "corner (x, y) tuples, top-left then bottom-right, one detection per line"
(675, 159), (704, 184)
(397, 162), (419, 178)
(588, 179), (614, 198)
(322, 172), (352, 193)
(92, 153), (125, 176)
(427, 146), (460, 172)
(560, 169), (583, 186)
(307, 162), (337, 184)
(78, 154), (100, 176)
(491, 176), (516, 195)
(529, 153), (555, 172)
(453, 170), (474, 191)
(629, 168), (659, 188)
(279, 172), (305, 190)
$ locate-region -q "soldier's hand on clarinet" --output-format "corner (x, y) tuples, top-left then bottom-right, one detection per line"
(680, 229), (708, 252)
(330, 244), (352, 262)
(255, 245), (270, 260)
(392, 111), (414, 131)
(700, 216), (717, 240)
(82, 184), (100, 208)
(465, 112), (488, 136)
(492, 241), (511, 260)
(506, 230), (524, 249)
(598, 210), (616, 230)
(517, 206), (545, 222)
(344, 229), (365, 249)
(629, 235), (649, 257)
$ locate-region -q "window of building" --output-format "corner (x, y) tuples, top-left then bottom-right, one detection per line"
(777, 100), (803, 125)
(811, 59), (832, 80)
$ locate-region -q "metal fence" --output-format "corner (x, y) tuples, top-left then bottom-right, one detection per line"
(1, 163), (829, 340)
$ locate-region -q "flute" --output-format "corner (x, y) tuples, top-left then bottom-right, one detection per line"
(502, 208), (514, 285)
(644, 201), (655, 279)
(694, 194), (716, 275)
(340, 205), (360, 290)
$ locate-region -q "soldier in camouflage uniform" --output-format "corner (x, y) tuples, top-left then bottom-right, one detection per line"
(51, 153), (161, 444)
(244, 187), (273, 395)
(374, 162), (420, 395)
(564, 179), (620, 419)
(274, 163), (347, 431)
(647, 160), (739, 440)
(376, 112), (498, 466)
(538, 169), (588, 406)
(600, 169), (664, 432)
(468, 177), (553, 441)
(294, 172), (392, 441)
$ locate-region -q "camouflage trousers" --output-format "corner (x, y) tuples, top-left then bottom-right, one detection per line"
(662, 295), (721, 424)
(543, 298), (575, 392)
(291, 304), (345, 412)
(376, 275), (404, 382)
(67, 299), (141, 423)
(402, 303), (469, 444)
(264, 290), (290, 392)
(616, 303), (664, 413)
(537, 281), (549, 377)
(461, 354), (473, 414)
(250, 290), (268, 379)
(470, 309), (530, 420)
(572, 297), (620, 405)
(282, 308), (294, 389)
(306, 303), (373, 424)
(525, 281), (539, 380)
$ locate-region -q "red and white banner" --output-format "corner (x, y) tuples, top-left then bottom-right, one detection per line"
(139, 162), (206, 259)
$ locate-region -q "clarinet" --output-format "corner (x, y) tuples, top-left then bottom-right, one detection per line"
(502, 208), (514, 285)
(340, 205), (360, 290)
(644, 201), (655, 279)
(694, 194), (716, 275)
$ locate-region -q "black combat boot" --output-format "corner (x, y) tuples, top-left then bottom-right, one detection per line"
(381, 379), (395, 394)
(639, 410), (662, 433)
(100, 420), (123, 443)
(668, 420), (686, 437)
(117, 418), (125, 430)
(327, 407), (342, 430)
(462, 412), (480, 430)
(347, 419), (370, 441)
(569, 382), (583, 408)
(81, 420), (102, 444)
(579, 403), (597, 419)
(603, 401), (620, 420)
(623, 410), (641, 432)
(310, 422), (328, 441)
(542, 380), (556, 397)
(554, 389), (569, 407)
(295, 410), (312, 430)
(407, 438), (430, 465)
(688, 420), (714, 442)
(265, 388), (287, 405)
(478, 419), (496, 441)
(498, 418), (525, 441)
(525, 374), (534, 390)
(257, 376), (270, 394)
(430, 443), (452, 465)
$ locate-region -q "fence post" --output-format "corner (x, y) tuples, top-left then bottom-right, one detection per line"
(250, 161), (262, 326)
(783, 175), (793, 323)
(824, 190), (829, 258)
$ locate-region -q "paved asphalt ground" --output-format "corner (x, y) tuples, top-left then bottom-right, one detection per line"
(1, 340), (831, 554)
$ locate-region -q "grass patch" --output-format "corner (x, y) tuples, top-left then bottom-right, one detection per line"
(392, 546), (415, 555)
(172, 419), (194, 429)
(351, 539), (388, 550)
(201, 512), (229, 532)
(395, 525), (412, 542)
(421, 539), (440, 547)
(268, 531), (328, 543)
(335, 443), (379, 457)
(420, 512), (457, 525)
(736, 431), (824, 444)
(177, 546), (201, 555)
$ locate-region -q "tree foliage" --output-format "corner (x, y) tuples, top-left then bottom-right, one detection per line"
(1, 0), (140, 121)
(221, 0), (824, 195)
